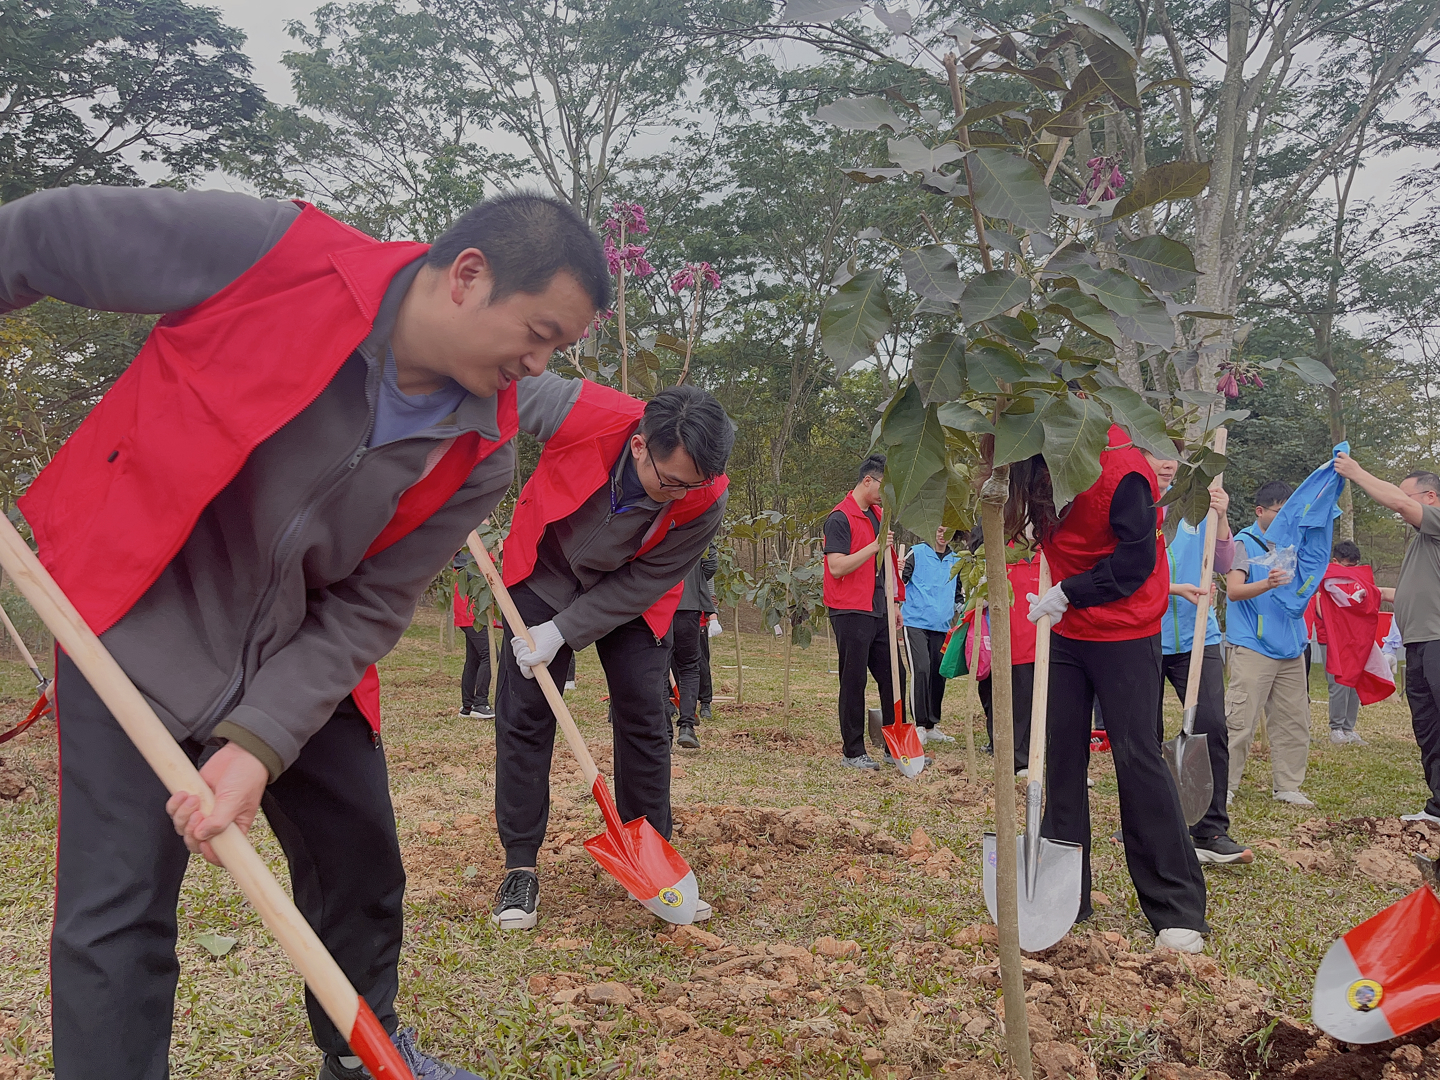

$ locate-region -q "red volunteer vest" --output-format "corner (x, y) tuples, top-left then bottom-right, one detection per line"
(822, 493), (903, 611)
(503, 380), (728, 638)
(1042, 425), (1168, 641)
(19, 203), (518, 731)
(1007, 555), (1041, 664)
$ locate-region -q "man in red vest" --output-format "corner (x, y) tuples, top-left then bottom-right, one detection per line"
(0, 185), (604, 1079)
(823, 453), (906, 770)
(491, 381), (731, 930)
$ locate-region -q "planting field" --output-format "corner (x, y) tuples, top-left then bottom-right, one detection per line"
(1, 611), (1437, 1079)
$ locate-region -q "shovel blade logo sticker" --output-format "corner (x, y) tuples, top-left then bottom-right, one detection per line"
(1347, 979), (1383, 1012)
(658, 886), (683, 908)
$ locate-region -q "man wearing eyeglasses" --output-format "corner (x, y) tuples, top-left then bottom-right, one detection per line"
(489, 372), (733, 929)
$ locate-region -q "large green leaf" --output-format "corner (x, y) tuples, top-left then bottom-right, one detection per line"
(821, 269), (893, 374)
(911, 334), (966, 403)
(1040, 393), (1110, 506)
(966, 343), (1029, 392)
(1117, 235), (1197, 293)
(880, 385), (948, 517)
(960, 269), (1031, 324)
(1062, 5), (1136, 57)
(1282, 356), (1337, 387)
(1093, 385), (1173, 457)
(993, 407), (1046, 465)
(889, 136), (964, 172)
(960, 100), (1029, 126)
(1045, 288), (1120, 344)
(1113, 299), (1175, 347)
(900, 245), (962, 302)
(1074, 28), (1138, 109)
(1072, 266), (1149, 315)
(897, 467), (950, 540)
(938, 400), (993, 432)
(814, 95), (908, 133)
(967, 149), (1052, 232)
(1112, 161), (1211, 219)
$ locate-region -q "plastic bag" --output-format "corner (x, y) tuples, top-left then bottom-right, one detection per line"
(1249, 543), (1296, 584)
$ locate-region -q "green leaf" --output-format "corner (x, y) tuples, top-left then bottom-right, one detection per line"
(994, 408), (1047, 465)
(843, 167), (905, 183)
(960, 100), (1029, 126)
(937, 401), (993, 432)
(900, 245), (962, 302)
(966, 149), (1052, 232)
(1111, 161), (1211, 219)
(896, 467), (949, 540)
(1093, 385), (1173, 457)
(1117, 236), (1198, 294)
(911, 334), (966, 404)
(1282, 356), (1337, 387)
(814, 96), (908, 133)
(1062, 5), (1137, 57)
(880, 385), (948, 516)
(1045, 289), (1120, 344)
(888, 136), (964, 172)
(966, 343), (1029, 392)
(960, 269), (1031, 324)
(995, 64), (1069, 94)
(1074, 28), (1138, 109)
(1113, 299), (1175, 347)
(196, 932), (238, 958)
(821, 269), (893, 374)
(1040, 393), (1110, 505)
(1072, 267), (1149, 316)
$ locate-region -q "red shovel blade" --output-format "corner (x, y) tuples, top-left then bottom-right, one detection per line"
(0, 688), (52, 745)
(883, 703), (925, 778)
(581, 776), (699, 924)
(348, 997), (415, 1078)
(1312, 885), (1440, 1043)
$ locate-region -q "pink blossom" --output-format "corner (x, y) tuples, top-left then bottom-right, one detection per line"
(1217, 371), (1240, 398)
(670, 261), (723, 293)
(603, 237), (652, 278)
(603, 201), (648, 238)
(1084, 155), (1125, 202)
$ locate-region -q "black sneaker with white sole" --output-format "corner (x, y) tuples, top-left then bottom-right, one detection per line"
(491, 869), (539, 930)
(472, 703), (495, 720)
(1193, 834), (1254, 865)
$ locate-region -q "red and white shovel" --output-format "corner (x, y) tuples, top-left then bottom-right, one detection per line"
(468, 532), (700, 923)
(882, 539), (924, 777)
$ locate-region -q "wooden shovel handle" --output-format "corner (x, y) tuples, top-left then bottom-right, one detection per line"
(0, 587), (44, 682)
(466, 532), (600, 788)
(1027, 554), (1053, 779)
(883, 538), (904, 719)
(1182, 426), (1228, 713)
(0, 517), (389, 1069)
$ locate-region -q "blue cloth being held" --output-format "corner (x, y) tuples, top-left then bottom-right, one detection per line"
(1259, 441), (1348, 618)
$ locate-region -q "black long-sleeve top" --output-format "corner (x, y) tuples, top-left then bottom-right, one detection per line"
(1058, 472), (1158, 608)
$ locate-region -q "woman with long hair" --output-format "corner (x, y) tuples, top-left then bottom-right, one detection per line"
(1006, 431), (1209, 953)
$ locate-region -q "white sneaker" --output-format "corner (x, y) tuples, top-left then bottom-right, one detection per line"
(1086, 777), (1095, 788)
(1346, 731), (1368, 745)
(926, 727), (956, 744)
(1155, 928), (1205, 953)
(1016, 768), (1029, 779)
(1273, 790), (1316, 807)
(916, 727), (929, 745)
(1402, 810), (1440, 825)
(1329, 730), (1348, 745)
(1226, 790), (1235, 807)
(564, 680), (576, 691)
(694, 899), (713, 922)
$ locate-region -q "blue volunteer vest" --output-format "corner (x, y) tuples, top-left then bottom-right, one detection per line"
(1226, 526), (1308, 660)
(901, 545), (960, 632)
(1162, 516), (1222, 655)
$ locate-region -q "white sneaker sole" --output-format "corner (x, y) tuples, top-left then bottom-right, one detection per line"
(1194, 847), (1253, 865)
(491, 906), (538, 930)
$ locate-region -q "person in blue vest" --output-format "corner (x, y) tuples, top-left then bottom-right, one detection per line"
(1225, 480), (1315, 807)
(1142, 447), (1253, 866)
(902, 525), (962, 745)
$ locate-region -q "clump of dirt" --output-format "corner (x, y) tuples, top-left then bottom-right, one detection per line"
(0, 759), (34, 802)
(1216, 1018), (1440, 1078)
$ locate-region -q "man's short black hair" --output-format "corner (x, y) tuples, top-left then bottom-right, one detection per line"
(1406, 470), (1440, 495)
(858, 453), (887, 484)
(639, 385), (734, 480)
(1254, 480), (1293, 509)
(426, 191), (609, 311)
(1333, 539), (1362, 564)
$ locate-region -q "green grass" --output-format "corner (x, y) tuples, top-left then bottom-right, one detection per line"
(0, 612), (1433, 1078)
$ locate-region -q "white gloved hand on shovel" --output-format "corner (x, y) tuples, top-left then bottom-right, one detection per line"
(707, 613), (723, 638)
(512, 620), (565, 678)
(1027, 583), (1070, 625)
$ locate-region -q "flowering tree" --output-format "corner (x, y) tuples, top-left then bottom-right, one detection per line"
(602, 201), (653, 394)
(668, 261), (723, 385)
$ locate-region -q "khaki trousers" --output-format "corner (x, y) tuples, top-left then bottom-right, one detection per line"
(1225, 645), (1311, 793)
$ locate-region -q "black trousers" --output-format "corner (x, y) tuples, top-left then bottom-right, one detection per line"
(496, 583), (674, 868)
(981, 662), (1035, 773)
(1159, 645), (1231, 839)
(1040, 633), (1208, 934)
(904, 625), (947, 728)
(830, 612), (906, 758)
(698, 624), (713, 705)
(51, 653), (404, 1080)
(670, 608), (703, 723)
(1405, 640), (1440, 817)
(460, 624), (492, 710)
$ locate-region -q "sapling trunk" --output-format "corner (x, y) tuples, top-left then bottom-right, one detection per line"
(980, 464), (1033, 1080)
(781, 543), (798, 720)
(617, 223), (629, 394)
(733, 604), (744, 706)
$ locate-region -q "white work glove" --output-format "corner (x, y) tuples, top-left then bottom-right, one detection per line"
(511, 620), (565, 679)
(1027, 583), (1070, 625)
(707, 614), (723, 638)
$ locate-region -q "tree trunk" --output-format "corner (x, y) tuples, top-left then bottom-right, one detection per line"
(733, 603), (744, 706)
(979, 464), (1032, 1080)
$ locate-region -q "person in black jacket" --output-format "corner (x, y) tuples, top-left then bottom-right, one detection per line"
(670, 543), (718, 748)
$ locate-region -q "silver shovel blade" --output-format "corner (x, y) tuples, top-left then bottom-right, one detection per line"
(1163, 722), (1213, 828)
(1312, 936), (1398, 1044)
(983, 832), (1084, 953)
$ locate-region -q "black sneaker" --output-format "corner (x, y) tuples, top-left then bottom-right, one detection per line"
(491, 869), (539, 930)
(319, 1027), (482, 1079)
(699, 702), (712, 720)
(1193, 834), (1254, 865)
(472, 703), (495, 720)
(677, 721), (700, 750)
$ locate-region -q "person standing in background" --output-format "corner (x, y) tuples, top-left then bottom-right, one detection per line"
(698, 547), (720, 720)
(902, 525), (961, 745)
(669, 542), (718, 749)
(453, 549), (495, 720)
